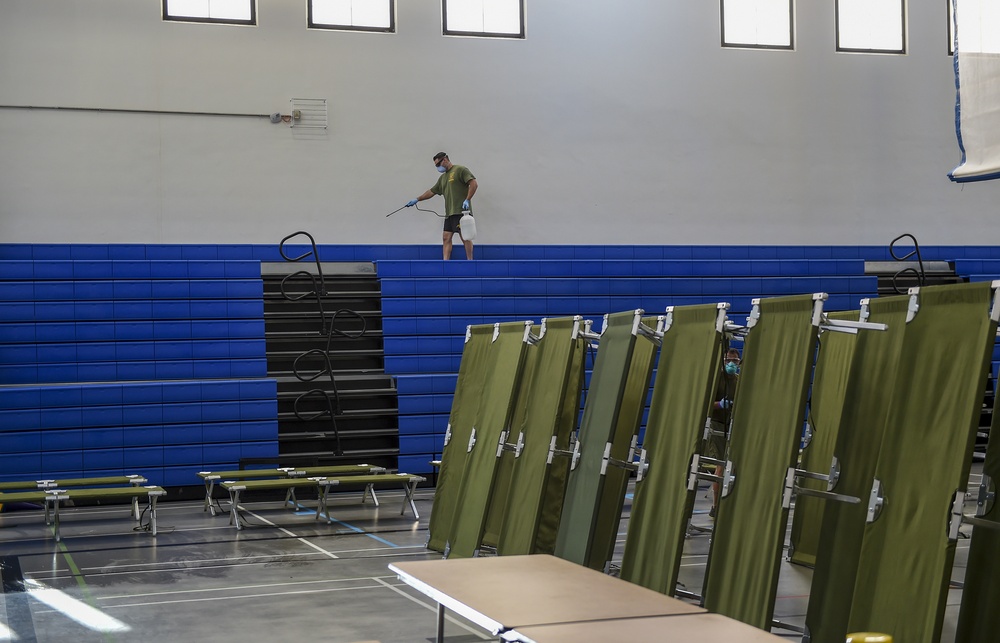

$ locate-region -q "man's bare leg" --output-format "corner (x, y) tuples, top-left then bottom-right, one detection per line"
(442, 231), (453, 260)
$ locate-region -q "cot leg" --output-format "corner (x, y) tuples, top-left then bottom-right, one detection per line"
(132, 495), (141, 521)
(44, 499), (51, 525)
(230, 489), (243, 530)
(436, 602), (445, 643)
(149, 496), (158, 536)
(404, 480), (420, 519)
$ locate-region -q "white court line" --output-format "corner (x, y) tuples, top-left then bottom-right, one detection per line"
(30, 548), (428, 582)
(77, 544), (426, 573)
(234, 507), (339, 559)
(82, 583), (391, 609)
(373, 577), (491, 641)
(97, 576), (392, 601)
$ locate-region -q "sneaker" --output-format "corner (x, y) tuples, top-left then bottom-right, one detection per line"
(709, 506), (716, 519)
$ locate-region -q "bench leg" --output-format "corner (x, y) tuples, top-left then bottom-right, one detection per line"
(51, 499), (62, 542)
(317, 483), (330, 522)
(149, 496), (159, 536)
(229, 489), (244, 530)
(403, 480), (420, 519)
(204, 480), (217, 515)
(363, 484), (380, 507)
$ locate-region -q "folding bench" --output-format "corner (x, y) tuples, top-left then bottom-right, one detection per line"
(198, 465), (383, 516)
(48, 486), (166, 541)
(1, 474), (148, 493)
(318, 473), (427, 520)
(2, 476), (157, 540)
(221, 477), (333, 530)
(221, 473), (425, 530)
(0, 489), (59, 527)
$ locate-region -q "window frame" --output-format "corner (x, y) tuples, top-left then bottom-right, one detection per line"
(442, 0), (526, 40)
(309, 0), (396, 34)
(162, 0), (257, 26)
(720, 0), (795, 51)
(835, 0), (907, 55)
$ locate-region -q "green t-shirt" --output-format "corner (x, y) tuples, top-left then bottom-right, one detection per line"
(431, 165), (476, 216)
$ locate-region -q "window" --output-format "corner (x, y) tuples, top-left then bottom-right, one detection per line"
(836, 0), (905, 54)
(721, 0), (794, 50)
(310, 0), (394, 33)
(163, 0), (255, 25)
(949, 0), (1000, 55)
(443, 0), (525, 39)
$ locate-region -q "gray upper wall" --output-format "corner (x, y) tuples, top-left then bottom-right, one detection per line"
(0, 0), (997, 246)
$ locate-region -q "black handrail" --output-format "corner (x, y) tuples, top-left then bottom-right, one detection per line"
(277, 231), (371, 460)
(280, 269), (327, 335)
(889, 233), (926, 294)
(292, 389), (343, 456)
(279, 230), (327, 296)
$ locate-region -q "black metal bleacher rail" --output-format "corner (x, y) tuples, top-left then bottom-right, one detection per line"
(245, 232), (399, 471)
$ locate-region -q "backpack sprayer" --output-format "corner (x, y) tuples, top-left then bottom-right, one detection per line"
(385, 204), (477, 241)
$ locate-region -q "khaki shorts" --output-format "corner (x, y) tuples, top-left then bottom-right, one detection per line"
(704, 420), (727, 460)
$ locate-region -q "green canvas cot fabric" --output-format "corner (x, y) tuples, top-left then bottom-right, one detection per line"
(789, 310), (860, 567)
(554, 310), (642, 568)
(703, 293), (822, 629)
(587, 314), (660, 571)
(804, 296), (910, 643)
(445, 321), (531, 559)
(848, 282), (998, 643)
(533, 328), (588, 555)
(426, 324), (495, 552)
(495, 317), (586, 556)
(955, 382), (1000, 643)
(475, 321), (546, 549)
(619, 303), (726, 594)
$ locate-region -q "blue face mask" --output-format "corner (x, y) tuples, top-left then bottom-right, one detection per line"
(437, 165), (447, 173)
(725, 362), (739, 376)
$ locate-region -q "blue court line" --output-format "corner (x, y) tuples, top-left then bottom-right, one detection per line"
(290, 503), (400, 548)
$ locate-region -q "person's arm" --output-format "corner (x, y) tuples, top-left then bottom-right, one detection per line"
(465, 178), (478, 201)
(407, 189), (436, 206)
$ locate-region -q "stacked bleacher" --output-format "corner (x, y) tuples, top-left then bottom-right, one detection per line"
(2, 242), (998, 488)
(0, 245), (275, 486)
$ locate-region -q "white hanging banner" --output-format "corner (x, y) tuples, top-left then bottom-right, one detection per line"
(950, 0), (1000, 182)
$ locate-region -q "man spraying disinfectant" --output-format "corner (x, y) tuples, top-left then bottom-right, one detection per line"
(403, 152), (478, 260)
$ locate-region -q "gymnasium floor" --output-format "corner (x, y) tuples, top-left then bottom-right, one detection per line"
(0, 473), (976, 643)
